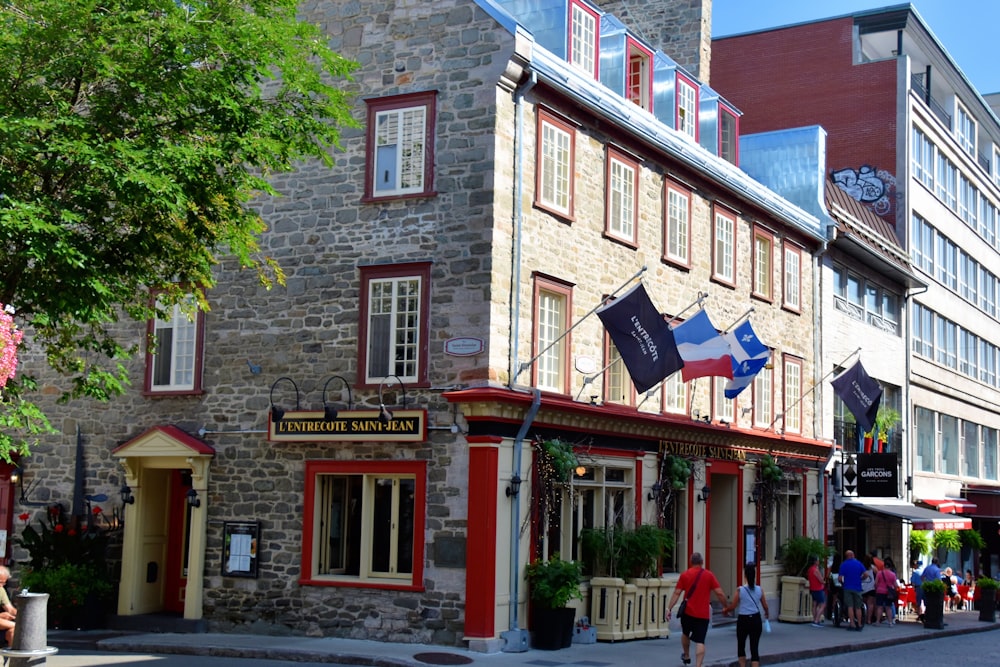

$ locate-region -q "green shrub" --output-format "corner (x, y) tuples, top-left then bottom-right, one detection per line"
(21, 562), (112, 612)
(581, 526), (673, 578)
(526, 555), (582, 610)
(960, 529), (986, 550)
(976, 576), (999, 591)
(932, 529), (961, 552)
(921, 578), (946, 594)
(779, 535), (830, 578)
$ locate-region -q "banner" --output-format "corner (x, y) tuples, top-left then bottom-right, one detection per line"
(830, 360), (882, 437)
(723, 319), (770, 399)
(673, 309), (733, 382)
(596, 284), (683, 393)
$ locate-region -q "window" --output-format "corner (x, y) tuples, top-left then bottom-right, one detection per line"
(774, 478), (802, 566)
(664, 180), (691, 266)
(832, 264), (863, 321)
(911, 213), (934, 275)
(912, 127), (935, 189)
(626, 38), (652, 110)
(752, 227), (773, 300)
(753, 364), (773, 428)
(782, 356), (802, 434)
(860, 279), (900, 335)
(605, 340), (633, 406)
(364, 92), (435, 200)
(605, 148), (638, 245)
(569, 0), (599, 78)
(676, 74), (699, 140)
(916, 407), (935, 473)
(959, 253), (978, 303)
(960, 330), (978, 378)
(958, 175), (976, 225)
(955, 102), (976, 157)
(712, 205), (736, 286)
(963, 421), (980, 478)
(558, 460), (633, 562)
(936, 234), (958, 290)
(145, 292), (205, 394)
(713, 377), (734, 422)
(994, 145), (1000, 189)
(941, 414), (959, 476)
(979, 338), (997, 386)
(359, 263), (430, 386)
(719, 104), (739, 165)
(663, 372), (688, 414)
(783, 243), (802, 312)
(536, 109), (575, 219)
(302, 460), (425, 588)
(936, 153), (957, 210)
(533, 274), (572, 394)
(984, 428), (998, 481)
(912, 303), (934, 359)
(935, 315), (958, 369)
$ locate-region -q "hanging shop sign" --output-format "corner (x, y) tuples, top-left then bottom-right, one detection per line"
(268, 410), (427, 443)
(841, 452), (898, 497)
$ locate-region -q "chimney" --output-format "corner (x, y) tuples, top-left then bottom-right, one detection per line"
(596, 0), (712, 83)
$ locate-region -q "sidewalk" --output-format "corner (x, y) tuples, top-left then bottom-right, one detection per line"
(48, 608), (1000, 667)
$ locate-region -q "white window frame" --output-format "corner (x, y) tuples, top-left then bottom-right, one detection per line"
(955, 101), (977, 157)
(569, 0), (599, 79)
(664, 180), (691, 266)
(536, 110), (575, 218)
(783, 243), (802, 311)
(360, 263), (430, 386)
(533, 275), (572, 394)
(663, 372), (688, 414)
(676, 74), (699, 140)
(712, 206), (736, 285)
(753, 365), (773, 428)
(148, 295), (201, 393)
(782, 356), (802, 434)
(752, 227), (773, 300)
(366, 93), (435, 199)
(713, 377), (734, 423)
(606, 149), (638, 244)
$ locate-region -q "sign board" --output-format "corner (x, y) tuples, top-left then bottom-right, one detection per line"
(841, 452), (898, 497)
(268, 409), (427, 443)
(222, 521), (259, 578)
(444, 337), (484, 356)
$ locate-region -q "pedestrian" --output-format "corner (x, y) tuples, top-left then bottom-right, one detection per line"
(806, 554), (826, 626)
(884, 557), (899, 623)
(827, 552), (843, 623)
(921, 557), (942, 585)
(0, 565), (16, 645)
(723, 562), (770, 667)
(861, 554), (877, 624)
(666, 552), (729, 667)
(838, 549), (869, 631)
(910, 560), (925, 621)
(874, 558), (898, 625)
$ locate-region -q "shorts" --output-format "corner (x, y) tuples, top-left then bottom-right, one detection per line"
(680, 613), (710, 644)
(811, 590), (826, 604)
(875, 593), (892, 607)
(843, 589), (864, 610)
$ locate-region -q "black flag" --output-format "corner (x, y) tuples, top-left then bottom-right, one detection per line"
(596, 284), (683, 393)
(831, 360), (882, 436)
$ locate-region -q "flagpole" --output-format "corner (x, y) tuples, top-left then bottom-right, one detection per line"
(664, 291), (708, 327)
(768, 347), (862, 431)
(722, 307), (755, 334)
(513, 265), (648, 385)
(576, 357), (619, 402)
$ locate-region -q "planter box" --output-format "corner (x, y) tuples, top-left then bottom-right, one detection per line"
(978, 589), (997, 622)
(922, 590), (945, 629)
(589, 577), (625, 641)
(777, 576), (811, 623)
(620, 580), (640, 640)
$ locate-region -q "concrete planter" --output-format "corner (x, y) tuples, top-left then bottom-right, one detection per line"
(777, 576), (811, 623)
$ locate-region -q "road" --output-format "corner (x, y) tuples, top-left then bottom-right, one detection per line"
(34, 649), (367, 667)
(790, 625), (999, 666)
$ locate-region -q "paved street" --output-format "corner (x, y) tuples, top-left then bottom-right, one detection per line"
(31, 650), (363, 667)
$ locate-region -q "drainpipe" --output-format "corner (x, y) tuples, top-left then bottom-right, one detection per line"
(500, 70), (537, 654)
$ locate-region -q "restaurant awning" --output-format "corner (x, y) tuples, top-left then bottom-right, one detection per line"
(918, 498), (977, 514)
(840, 497), (972, 530)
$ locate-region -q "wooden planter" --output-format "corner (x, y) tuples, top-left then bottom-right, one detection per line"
(777, 576), (811, 623)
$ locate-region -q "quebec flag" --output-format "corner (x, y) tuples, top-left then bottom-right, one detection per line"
(723, 319), (770, 399)
(673, 309), (733, 382)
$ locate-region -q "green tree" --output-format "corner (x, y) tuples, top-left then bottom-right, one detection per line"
(0, 0), (357, 458)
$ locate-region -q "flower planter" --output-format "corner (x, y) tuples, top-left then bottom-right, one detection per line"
(978, 588), (997, 622)
(922, 589), (945, 629)
(588, 577), (625, 641)
(777, 576), (811, 623)
(531, 606), (576, 650)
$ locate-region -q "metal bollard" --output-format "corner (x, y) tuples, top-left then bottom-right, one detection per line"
(0, 591), (58, 667)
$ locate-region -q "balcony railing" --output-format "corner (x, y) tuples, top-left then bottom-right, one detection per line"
(911, 73), (951, 128)
(833, 418), (903, 453)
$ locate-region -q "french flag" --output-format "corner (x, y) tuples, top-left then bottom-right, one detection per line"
(673, 309), (734, 382)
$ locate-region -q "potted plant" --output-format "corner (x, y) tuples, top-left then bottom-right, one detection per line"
(909, 530), (930, 562)
(932, 529), (961, 553)
(921, 578), (946, 629)
(526, 554), (582, 650)
(868, 406), (900, 451)
(976, 576), (998, 622)
(777, 535), (830, 623)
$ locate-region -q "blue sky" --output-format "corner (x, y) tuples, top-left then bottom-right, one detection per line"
(713, 0), (1000, 95)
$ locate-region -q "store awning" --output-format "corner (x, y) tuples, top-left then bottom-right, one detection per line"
(918, 498), (978, 514)
(841, 497), (972, 530)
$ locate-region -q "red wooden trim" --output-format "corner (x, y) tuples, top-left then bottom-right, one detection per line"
(464, 444), (500, 638)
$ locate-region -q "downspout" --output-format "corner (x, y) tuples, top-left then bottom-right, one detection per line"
(504, 71), (537, 648)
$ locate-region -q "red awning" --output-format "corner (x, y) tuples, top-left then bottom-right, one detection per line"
(919, 498), (978, 514)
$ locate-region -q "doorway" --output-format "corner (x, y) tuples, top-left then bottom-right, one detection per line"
(708, 471), (738, 596)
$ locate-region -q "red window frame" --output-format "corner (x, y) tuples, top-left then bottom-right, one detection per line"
(675, 72), (699, 141)
(604, 146), (640, 248)
(535, 108), (577, 221)
(719, 103), (740, 165)
(626, 37), (653, 111)
(752, 225), (774, 303)
(532, 273), (574, 395)
(783, 242), (803, 314)
(362, 91), (437, 202)
(663, 178), (692, 269)
(711, 204), (737, 288)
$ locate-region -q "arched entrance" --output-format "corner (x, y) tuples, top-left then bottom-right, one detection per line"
(112, 425), (213, 621)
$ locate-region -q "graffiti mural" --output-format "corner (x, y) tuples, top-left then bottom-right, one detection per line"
(831, 165), (897, 218)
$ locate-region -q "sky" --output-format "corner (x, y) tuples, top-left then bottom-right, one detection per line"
(712, 0), (1000, 95)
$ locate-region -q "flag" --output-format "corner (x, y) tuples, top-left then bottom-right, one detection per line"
(596, 284), (684, 393)
(723, 319), (770, 399)
(830, 360), (882, 436)
(673, 309), (734, 382)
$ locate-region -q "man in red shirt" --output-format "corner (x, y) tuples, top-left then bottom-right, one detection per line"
(666, 552), (729, 667)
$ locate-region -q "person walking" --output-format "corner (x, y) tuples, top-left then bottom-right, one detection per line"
(666, 552), (729, 667)
(723, 562), (770, 667)
(910, 560), (925, 621)
(861, 554), (878, 624)
(874, 558), (898, 625)
(838, 549), (869, 631)
(806, 554), (826, 626)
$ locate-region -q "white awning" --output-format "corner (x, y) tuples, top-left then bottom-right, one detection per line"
(840, 497), (972, 530)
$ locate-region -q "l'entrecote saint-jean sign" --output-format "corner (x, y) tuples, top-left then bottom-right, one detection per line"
(268, 410), (427, 443)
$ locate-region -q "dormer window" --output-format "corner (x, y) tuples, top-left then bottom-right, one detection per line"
(676, 73), (698, 140)
(626, 37), (652, 111)
(719, 104), (739, 165)
(569, 0), (599, 79)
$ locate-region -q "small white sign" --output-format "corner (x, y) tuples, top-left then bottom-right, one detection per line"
(444, 337), (484, 356)
(575, 356), (596, 374)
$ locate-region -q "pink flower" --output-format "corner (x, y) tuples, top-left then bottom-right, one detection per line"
(53, 524), (64, 533)
(92, 506), (103, 515)
(17, 513), (29, 523)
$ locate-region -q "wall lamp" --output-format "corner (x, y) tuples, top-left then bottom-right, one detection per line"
(812, 490), (824, 506)
(186, 488), (201, 509)
(322, 375), (353, 420)
(506, 473), (522, 498)
(648, 481), (662, 501)
(748, 485), (761, 504)
(377, 375), (407, 425)
(120, 483), (135, 505)
(10, 465), (41, 505)
(698, 485), (711, 502)
(270, 376), (300, 422)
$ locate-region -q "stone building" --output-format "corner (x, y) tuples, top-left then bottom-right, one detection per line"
(8, 0), (836, 651)
(714, 4), (1000, 580)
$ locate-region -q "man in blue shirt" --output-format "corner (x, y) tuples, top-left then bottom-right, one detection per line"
(921, 557), (942, 585)
(910, 560), (924, 621)
(838, 550), (869, 631)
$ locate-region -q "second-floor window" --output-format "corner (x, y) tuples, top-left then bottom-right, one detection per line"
(783, 244), (802, 311)
(536, 109), (575, 219)
(782, 356), (802, 434)
(752, 227), (773, 300)
(753, 365), (773, 428)
(365, 92), (435, 200)
(605, 148), (638, 245)
(712, 205), (736, 286)
(359, 263), (430, 385)
(955, 101), (976, 158)
(533, 274), (572, 394)
(664, 180), (691, 266)
(146, 292), (204, 394)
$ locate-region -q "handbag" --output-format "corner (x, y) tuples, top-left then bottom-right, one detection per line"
(678, 568), (705, 618)
(746, 585), (770, 633)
